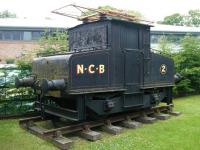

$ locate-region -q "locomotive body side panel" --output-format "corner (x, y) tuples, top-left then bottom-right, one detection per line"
(144, 53), (174, 87)
(141, 53), (174, 89)
(68, 51), (110, 91)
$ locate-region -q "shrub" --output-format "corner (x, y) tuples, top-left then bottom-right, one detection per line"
(5, 58), (15, 64)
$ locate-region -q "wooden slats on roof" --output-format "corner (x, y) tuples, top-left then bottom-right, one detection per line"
(78, 9), (139, 22)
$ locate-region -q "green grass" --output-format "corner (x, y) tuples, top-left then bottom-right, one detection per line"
(0, 95), (200, 150)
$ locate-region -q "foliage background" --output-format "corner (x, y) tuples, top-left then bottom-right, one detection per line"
(158, 9), (200, 27)
(158, 35), (200, 96)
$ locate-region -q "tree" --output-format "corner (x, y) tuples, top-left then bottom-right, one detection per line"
(158, 9), (200, 27)
(158, 36), (172, 58)
(0, 10), (16, 18)
(172, 35), (200, 96)
(177, 35), (200, 69)
(16, 30), (68, 66)
(158, 13), (184, 26)
(187, 9), (200, 27)
(157, 34), (200, 96)
(38, 30), (68, 54)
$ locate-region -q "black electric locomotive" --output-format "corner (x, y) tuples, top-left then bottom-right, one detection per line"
(16, 18), (174, 121)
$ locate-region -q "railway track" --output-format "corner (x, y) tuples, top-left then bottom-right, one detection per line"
(0, 111), (39, 120)
(19, 105), (181, 150)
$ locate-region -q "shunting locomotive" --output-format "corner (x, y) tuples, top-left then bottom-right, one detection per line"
(15, 5), (174, 122)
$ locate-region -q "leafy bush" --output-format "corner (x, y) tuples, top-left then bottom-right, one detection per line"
(174, 35), (200, 96)
(5, 58), (15, 64)
(37, 30), (68, 55)
(159, 35), (200, 96)
(16, 60), (31, 71)
(158, 36), (172, 58)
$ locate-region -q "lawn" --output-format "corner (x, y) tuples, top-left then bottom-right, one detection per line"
(0, 95), (200, 150)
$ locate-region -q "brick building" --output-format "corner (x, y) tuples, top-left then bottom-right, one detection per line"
(0, 18), (67, 63)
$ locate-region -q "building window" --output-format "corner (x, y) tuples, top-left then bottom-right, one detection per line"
(0, 29), (55, 41)
(32, 31), (43, 40)
(23, 32), (32, 41)
(4, 31), (12, 40)
(13, 31), (22, 40)
(0, 32), (2, 40)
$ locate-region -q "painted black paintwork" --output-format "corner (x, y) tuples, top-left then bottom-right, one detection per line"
(30, 19), (174, 121)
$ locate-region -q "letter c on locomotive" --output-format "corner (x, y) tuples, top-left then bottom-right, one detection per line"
(88, 64), (95, 74)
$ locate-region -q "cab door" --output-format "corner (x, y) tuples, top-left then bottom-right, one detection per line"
(124, 50), (143, 92)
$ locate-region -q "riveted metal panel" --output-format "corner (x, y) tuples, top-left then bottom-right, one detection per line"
(32, 55), (71, 81)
